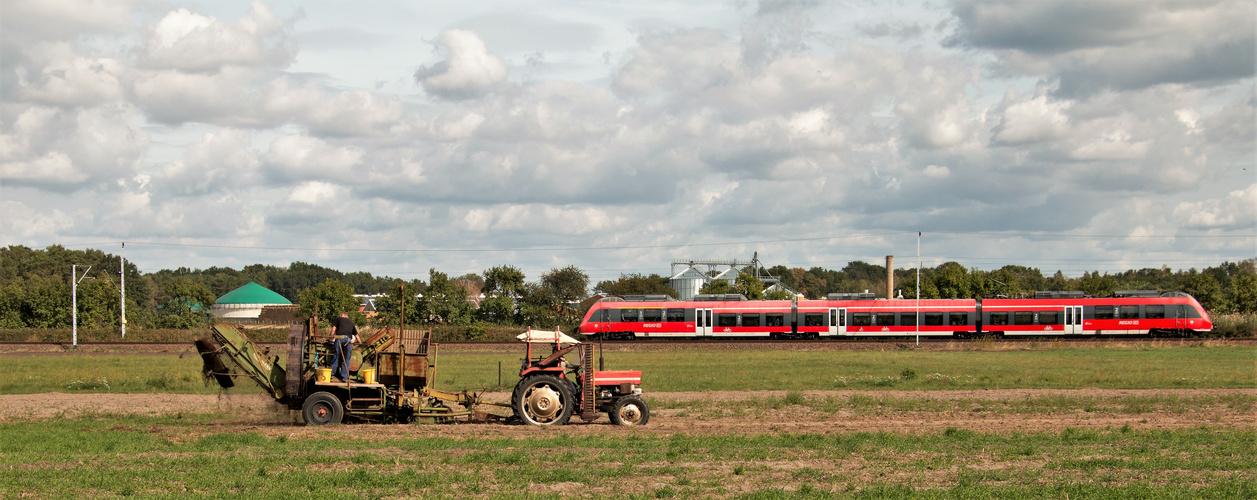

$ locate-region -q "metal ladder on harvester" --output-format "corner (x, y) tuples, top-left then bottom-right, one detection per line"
(579, 343), (596, 421)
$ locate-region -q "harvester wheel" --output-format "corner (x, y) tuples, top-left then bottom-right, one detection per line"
(512, 375), (574, 425)
(302, 391), (344, 426)
(610, 395), (649, 426)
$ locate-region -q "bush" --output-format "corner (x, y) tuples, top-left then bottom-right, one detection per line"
(1209, 314), (1256, 338)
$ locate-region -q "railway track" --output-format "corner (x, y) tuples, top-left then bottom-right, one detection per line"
(3, 336), (1253, 349)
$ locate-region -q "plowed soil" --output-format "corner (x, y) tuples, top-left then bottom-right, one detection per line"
(4, 389), (1252, 440)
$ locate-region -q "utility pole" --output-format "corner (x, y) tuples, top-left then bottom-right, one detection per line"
(120, 242), (126, 338)
(72, 265), (92, 349)
(916, 232), (921, 348)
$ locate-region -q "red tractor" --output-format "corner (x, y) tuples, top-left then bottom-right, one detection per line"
(511, 328), (649, 426)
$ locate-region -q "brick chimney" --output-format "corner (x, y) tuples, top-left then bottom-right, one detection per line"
(886, 255), (894, 299)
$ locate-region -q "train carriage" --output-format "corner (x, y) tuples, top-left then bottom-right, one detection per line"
(809, 298), (980, 338)
(577, 290), (1212, 340)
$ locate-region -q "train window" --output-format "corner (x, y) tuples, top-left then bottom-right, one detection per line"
(619, 309), (640, 322)
(804, 313), (825, 327)
(900, 313), (917, 326)
(949, 313), (968, 326)
(593, 309), (608, 322)
(1094, 306), (1115, 320)
(742, 314), (760, 327)
(839, 312), (845, 327)
(666, 309), (685, 322)
(1038, 311), (1059, 325)
(1014, 312), (1034, 325)
(852, 313), (873, 326)
(924, 313), (944, 326)
(717, 314), (738, 327)
(697, 311), (704, 327)
(766, 314), (785, 326)
(1120, 306), (1139, 319)
(876, 313), (896, 326)
(830, 310), (837, 327)
(643, 309), (663, 322)
(989, 312), (1009, 326)
(1145, 305), (1165, 319)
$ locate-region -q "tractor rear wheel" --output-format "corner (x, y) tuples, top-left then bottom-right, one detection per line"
(302, 391), (344, 426)
(610, 395), (649, 426)
(513, 375), (574, 425)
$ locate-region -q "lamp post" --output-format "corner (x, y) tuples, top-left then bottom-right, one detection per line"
(916, 231), (921, 348)
(120, 242), (126, 339)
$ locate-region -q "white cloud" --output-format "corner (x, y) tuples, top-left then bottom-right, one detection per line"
(141, 1), (292, 71)
(153, 128), (259, 196)
(1, 0), (133, 42)
(992, 95), (1070, 145)
(18, 54), (124, 107)
(1069, 129), (1152, 161)
(1174, 183), (1257, 229)
(414, 30), (508, 99)
(0, 105), (147, 191)
(923, 165), (950, 178)
(303, 90), (404, 137)
(264, 135), (365, 182)
(132, 66), (259, 125)
(0, 152), (86, 184)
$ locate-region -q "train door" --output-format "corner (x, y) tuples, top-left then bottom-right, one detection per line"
(828, 308), (846, 336)
(696, 308), (713, 337)
(1064, 306), (1084, 334)
(1175, 305), (1186, 330)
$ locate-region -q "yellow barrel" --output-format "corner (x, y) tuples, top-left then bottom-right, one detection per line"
(360, 368), (376, 384)
(316, 368), (331, 383)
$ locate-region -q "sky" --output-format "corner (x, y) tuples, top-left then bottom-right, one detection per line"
(1, 0), (1254, 286)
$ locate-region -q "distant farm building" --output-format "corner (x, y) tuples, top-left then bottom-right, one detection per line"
(212, 282), (293, 321)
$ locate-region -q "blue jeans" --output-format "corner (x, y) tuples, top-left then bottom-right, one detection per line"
(331, 337), (351, 380)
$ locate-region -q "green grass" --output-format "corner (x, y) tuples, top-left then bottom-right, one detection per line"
(432, 344), (1256, 392)
(0, 354), (259, 395)
(652, 392), (1257, 420)
(1, 343), (1253, 394)
(0, 414), (1251, 498)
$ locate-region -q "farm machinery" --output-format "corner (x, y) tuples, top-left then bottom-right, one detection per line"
(193, 320), (649, 426)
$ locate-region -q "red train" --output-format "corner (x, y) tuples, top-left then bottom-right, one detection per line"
(577, 291), (1213, 340)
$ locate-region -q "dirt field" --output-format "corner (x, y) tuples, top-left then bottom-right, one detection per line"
(4, 388), (1252, 440)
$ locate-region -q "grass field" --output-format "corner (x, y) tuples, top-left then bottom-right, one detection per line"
(2, 343), (1252, 498)
(0, 342), (1252, 395)
(0, 413), (1252, 499)
(431, 343), (1257, 392)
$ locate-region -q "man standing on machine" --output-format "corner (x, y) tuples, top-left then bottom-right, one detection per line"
(331, 312), (359, 381)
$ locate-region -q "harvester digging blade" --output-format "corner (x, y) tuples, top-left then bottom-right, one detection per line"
(194, 338), (235, 389)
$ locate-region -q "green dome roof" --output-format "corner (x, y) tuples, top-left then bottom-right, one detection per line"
(216, 282), (292, 305)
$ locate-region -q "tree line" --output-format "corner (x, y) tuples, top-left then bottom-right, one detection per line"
(1, 244), (1252, 331)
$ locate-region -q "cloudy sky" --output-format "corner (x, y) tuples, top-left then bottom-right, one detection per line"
(1, 0), (1253, 285)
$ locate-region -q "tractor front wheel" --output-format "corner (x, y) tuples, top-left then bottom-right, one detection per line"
(302, 391), (344, 426)
(513, 375), (574, 426)
(610, 395), (650, 426)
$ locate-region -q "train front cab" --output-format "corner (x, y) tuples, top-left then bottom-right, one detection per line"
(981, 292), (1212, 337)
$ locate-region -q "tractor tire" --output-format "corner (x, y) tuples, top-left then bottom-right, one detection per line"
(609, 395), (650, 426)
(302, 391), (344, 426)
(512, 375), (574, 426)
